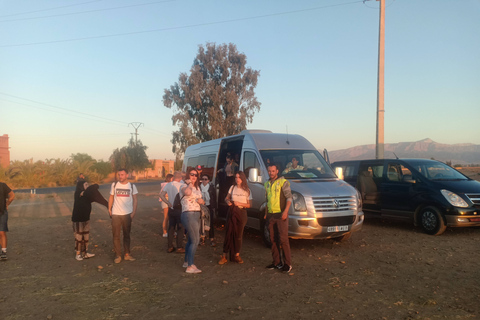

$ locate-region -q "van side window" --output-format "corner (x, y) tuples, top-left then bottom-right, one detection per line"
(197, 154), (216, 179)
(386, 163), (413, 182)
(243, 151), (261, 177)
(187, 157), (198, 169)
(343, 165), (356, 178)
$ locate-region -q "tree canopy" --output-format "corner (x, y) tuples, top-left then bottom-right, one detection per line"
(109, 138), (151, 174)
(163, 42), (261, 157)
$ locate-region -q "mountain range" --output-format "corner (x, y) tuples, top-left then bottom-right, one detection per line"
(327, 138), (480, 165)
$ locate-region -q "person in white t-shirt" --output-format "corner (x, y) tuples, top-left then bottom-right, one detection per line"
(159, 174), (173, 237)
(159, 171), (185, 253)
(218, 171), (252, 265)
(108, 169), (138, 264)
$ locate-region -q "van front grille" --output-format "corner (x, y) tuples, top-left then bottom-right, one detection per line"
(312, 196), (356, 213)
(317, 216), (355, 227)
(466, 193), (480, 205)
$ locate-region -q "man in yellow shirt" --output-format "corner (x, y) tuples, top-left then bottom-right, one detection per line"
(264, 163), (293, 272)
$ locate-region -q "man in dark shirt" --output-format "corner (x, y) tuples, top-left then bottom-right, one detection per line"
(0, 182), (15, 261)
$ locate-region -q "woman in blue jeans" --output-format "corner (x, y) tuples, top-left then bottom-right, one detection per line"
(180, 168), (205, 274)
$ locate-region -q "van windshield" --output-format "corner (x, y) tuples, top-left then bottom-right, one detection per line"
(408, 161), (468, 181)
(260, 150), (336, 179)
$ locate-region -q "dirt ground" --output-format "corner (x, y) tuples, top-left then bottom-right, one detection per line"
(2, 182), (480, 320)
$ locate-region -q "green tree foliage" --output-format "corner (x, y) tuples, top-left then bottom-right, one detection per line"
(163, 42), (261, 157)
(4, 153), (113, 188)
(109, 138), (151, 174)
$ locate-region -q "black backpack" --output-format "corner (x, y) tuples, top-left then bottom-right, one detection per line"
(172, 193), (184, 211)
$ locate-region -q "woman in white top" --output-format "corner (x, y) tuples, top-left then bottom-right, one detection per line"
(218, 171), (252, 265)
(180, 168), (205, 274)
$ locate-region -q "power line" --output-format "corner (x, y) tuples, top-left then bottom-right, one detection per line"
(0, 0), (175, 23)
(0, 93), (128, 126)
(0, 1), (364, 48)
(0, 0), (103, 18)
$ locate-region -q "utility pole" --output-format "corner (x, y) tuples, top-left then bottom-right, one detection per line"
(376, 0), (385, 159)
(129, 122), (144, 145)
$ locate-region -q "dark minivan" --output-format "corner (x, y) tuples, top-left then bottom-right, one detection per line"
(331, 159), (480, 235)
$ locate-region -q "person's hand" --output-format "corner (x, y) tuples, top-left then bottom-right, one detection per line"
(226, 199), (232, 206)
(131, 212), (136, 220)
(281, 210), (288, 221)
(197, 198), (205, 205)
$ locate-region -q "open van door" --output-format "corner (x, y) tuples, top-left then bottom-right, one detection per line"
(216, 136), (245, 218)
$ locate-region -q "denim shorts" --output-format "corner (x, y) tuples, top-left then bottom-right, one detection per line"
(0, 210), (8, 232)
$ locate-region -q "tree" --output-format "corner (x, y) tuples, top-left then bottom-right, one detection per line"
(163, 42), (261, 157)
(109, 138), (151, 175)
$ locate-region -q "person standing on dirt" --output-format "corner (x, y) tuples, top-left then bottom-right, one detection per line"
(108, 169), (138, 264)
(264, 163), (293, 272)
(159, 171), (185, 253)
(72, 181), (108, 261)
(0, 181), (14, 261)
(180, 168), (205, 274)
(218, 171), (252, 265)
(159, 174), (174, 238)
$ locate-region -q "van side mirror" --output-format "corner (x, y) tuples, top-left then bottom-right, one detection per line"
(335, 167), (344, 181)
(248, 168), (262, 183)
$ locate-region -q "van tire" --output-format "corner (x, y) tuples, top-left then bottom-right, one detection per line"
(334, 232), (352, 242)
(419, 206), (446, 235)
(261, 219), (272, 248)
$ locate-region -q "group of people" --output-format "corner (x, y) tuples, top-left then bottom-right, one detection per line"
(157, 162), (293, 274)
(64, 161), (293, 274)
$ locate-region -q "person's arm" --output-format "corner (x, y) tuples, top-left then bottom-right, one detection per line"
(108, 195), (114, 217)
(159, 190), (172, 208)
(281, 181), (293, 221)
(6, 190), (14, 209)
(131, 194), (138, 219)
(225, 186), (233, 206)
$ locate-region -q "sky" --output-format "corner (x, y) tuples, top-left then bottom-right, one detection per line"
(1, 0), (479, 162)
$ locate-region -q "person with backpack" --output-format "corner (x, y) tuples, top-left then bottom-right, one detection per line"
(108, 168), (138, 264)
(159, 171), (185, 253)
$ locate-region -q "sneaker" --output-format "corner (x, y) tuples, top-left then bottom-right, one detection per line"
(167, 247), (175, 253)
(75, 254), (83, 261)
(266, 263), (282, 270)
(114, 256), (122, 264)
(124, 254), (136, 261)
(182, 262), (188, 268)
(162, 233), (168, 238)
(218, 256), (228, 265)
(83, 252), (95, 259)
(281, 264), (292, 272)
(185, 265), (202, 274)
(234, 256), (244, 264)
(176, 248), (185, 253)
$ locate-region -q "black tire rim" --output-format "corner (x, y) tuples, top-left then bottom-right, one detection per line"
(422, 210), (437, 231)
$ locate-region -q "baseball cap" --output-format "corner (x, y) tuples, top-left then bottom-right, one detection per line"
(196, 165), (202, 170)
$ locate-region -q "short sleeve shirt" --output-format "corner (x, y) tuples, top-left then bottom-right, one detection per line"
(163, 181), (185, 208)
(180, 185), (202, 212)
(228, 185), (252, 204)
(110, 182), (138, 215)
(0, 182), (12, 212)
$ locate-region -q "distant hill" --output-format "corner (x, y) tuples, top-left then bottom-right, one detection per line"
(327, 138), (480, 165)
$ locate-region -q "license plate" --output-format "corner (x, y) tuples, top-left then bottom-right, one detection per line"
(470, 218), (480, 222)
(327, 225), (348, 232)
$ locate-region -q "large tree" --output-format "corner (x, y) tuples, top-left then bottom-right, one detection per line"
(163, 42), (261, 157)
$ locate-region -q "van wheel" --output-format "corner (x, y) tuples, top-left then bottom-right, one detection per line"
(419, 206), (446, 235)
(260, 219), (272, 248)
(334, 232), (352, 242)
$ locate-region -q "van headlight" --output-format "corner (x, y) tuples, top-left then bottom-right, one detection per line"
(356, 189), (362, 210)
(441, 189), (468, 208)
(292, 191), (307, 212)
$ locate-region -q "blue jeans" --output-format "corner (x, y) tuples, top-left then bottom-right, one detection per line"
(181, 211), (201, 266)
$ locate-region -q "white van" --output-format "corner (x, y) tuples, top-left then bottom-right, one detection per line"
(182, 130), (364, 245)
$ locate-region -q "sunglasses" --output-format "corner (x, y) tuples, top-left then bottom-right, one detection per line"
(189, 173), (198, 177)
(201, 178), (208, 181)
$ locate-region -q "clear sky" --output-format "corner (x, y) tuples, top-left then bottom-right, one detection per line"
(1, 0), (479, 162)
